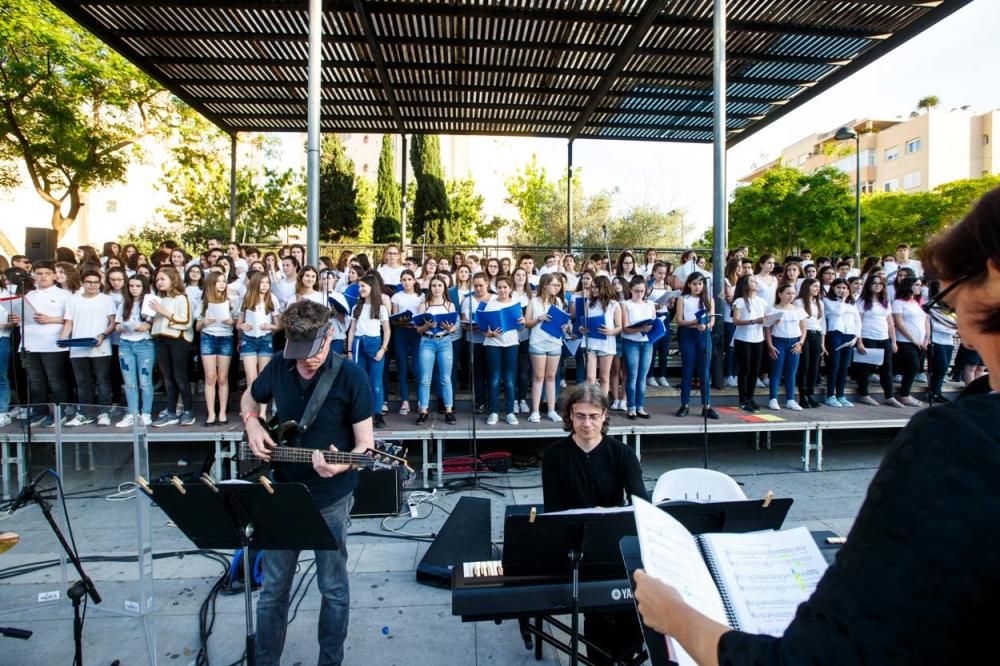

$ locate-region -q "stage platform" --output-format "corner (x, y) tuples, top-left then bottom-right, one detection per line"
(1, 388), (933, 501)
(0, 427), (892, 666)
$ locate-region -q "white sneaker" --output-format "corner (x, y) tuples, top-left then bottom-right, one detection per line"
(505, 413), (519, 425)
(725, 376), (738, 388)
(528, 411), (541, 423)
(647, 377), (659, 388)
(547, 410), (563, 423)
(915, 373), (928, 384)
(519, 400), (530, 414)
(96, 412), (111, 427)
(756, 379), (766, 389)
(115, 414), (135, 428)
(767, 399), (781, 411)
(559, 379), (567, 388)
(658, 377), (670, 387)
(0, 414), (11, 427)
(893, 374), (902, 384)
(785, 400), (803, 411)
(141, 414), (152, 426)
(486, 413), (499, 425)
(65, 413), (94, 427)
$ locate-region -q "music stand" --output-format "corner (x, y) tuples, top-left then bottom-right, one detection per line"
(142, 480), (339, 666)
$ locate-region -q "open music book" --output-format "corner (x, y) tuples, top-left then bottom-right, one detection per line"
(632, 497), (828, 666)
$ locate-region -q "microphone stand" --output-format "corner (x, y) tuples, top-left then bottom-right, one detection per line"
(447, 291), (501, 496)
(9, 471), (102, 666)
(701, 313), (723, 469)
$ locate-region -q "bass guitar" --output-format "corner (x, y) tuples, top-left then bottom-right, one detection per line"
(240, 419), (412, 477)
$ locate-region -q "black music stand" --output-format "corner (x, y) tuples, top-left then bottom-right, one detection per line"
(143, 481), (339, 666)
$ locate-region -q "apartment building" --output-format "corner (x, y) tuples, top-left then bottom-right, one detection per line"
(739, 107), (1000, 194)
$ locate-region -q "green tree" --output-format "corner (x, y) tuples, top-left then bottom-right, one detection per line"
(504, 155), (561, 244)
(916, 95), (940, 114)
(373, 135), (400, 243)
(447, 177), (485, 244)
(154, 128), (305, 248)
(409, 135), (449, 244)
(355, 176), (375, 244)
(728, 165), (853, 258)
(0, 0), (191, 239)
(610, 205), (685, 249)
(319, 134), (361, 241)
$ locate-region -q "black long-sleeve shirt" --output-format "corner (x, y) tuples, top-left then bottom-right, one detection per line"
(718, 378), (1000, 665)
(542, 435), (648, 512)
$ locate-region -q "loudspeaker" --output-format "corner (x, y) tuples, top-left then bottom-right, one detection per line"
(416, 497), (492, 588)
(25, 227), (57, 262)
(350, 468), (404, 518)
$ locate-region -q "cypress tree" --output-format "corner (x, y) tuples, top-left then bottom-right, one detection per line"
(318, 134), (361, 241)
(373, 135), (401, 243)
(410, 134), (449, 245)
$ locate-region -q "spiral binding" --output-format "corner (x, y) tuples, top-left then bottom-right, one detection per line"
(697, 537), (741, 630)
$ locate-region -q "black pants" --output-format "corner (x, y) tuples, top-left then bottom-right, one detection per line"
(896, 342), (922, 397)
(930, 343), (953, 397)
(798, 330), (823, 399)
(155, 336), (193, 413)
(110, 344), (123, 404)
(734, 340), (764, 403)
(856, 338), (894, 399)
(24, 351), (71, 410)
(69, 356), (113, 410)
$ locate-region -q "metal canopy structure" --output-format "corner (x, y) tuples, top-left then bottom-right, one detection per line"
(51, 0), (970, 145)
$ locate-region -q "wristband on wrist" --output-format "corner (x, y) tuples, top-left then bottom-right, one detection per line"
(243, 411), (259, 424)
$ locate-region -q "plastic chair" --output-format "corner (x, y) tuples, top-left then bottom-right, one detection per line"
(651, 468), (747, 504)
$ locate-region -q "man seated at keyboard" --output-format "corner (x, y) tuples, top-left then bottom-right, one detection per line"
(542, 383), (648, 665)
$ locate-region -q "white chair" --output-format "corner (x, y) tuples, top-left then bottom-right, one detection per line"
(651, 468), (747, 504)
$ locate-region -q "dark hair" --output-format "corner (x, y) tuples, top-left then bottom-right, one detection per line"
(241, 271), (276, 314)
(282, 255), (301, 272)
(922, 187), (1000, 332)
(895, 276), (921, 301)
(591, 275), (617, 310)
(615, 251), (636, 277)
(560, 384), (610, 435)
(732, 274), (755, 301)
(102, 242), (119, 259)
(797, 278), (822, 318)
(55, 247), (76, 264)
(155, 266), (185, 297)
(122, 274), (150, 322)
(681, 272), (711, 311)
(56, 262), (81, 292)
(280, 300), (331, 340)
(755, 253), (775, 273)
(860, 256), (881, 277)
(184, 264), (204, 288)
(354, 274), (383, 320)
(774, 282), (796, 306)
(296, 265), (319, 296)
(103, 267), (127, 293)
(825, 277), (854, 305)
(860, 273), (888, 310)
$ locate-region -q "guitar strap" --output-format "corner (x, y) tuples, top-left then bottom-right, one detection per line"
(297, 352), (345, 433)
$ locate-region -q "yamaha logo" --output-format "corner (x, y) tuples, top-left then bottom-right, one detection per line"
(610, 587), (632, 601)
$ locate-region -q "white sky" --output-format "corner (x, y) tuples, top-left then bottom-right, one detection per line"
(458, 0), (1000, 241)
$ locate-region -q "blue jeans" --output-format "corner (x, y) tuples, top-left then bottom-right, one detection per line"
(256, 493), (352, 666)
(769, 336), (801, 402)
(352, 335), (384, 416)
(119, 339), (156, 416)
(0, 337), (10, 413)
(419, 336), (453, 410)
(485, 344), (518, 415)
(825, 331), (853, 399)
(392, 327), (421, 402)
(623, 339), (653, 410)
(678, 327), (711, 406)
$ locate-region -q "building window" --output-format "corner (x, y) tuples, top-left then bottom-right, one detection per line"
(106, 200), (117, 213)
(861, 149), (876, 167)
(984, 134), (991, 145)
(797, 154), (807, 166)
(885, 146), (899, 162)
(363, 135), (369, 144)
(362, 163), (369, 173)
(905, 138), (922, 154)
(883, 180), (899, 193)
(861, 180), (875, 194)
(903, 171), (922, 190)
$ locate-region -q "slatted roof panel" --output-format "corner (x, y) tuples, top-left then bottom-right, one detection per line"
(52, 0), (972, 144)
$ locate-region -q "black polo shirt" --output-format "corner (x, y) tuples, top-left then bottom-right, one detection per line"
(541, 435), (647, 513)
(251, 352), (373, 507)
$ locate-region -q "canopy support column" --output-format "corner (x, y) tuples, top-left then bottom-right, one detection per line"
(400, 134), (408, 252)
(305, 0), (322, 267)
(229, 133), (237, 243)
(566, 141), (573, 255)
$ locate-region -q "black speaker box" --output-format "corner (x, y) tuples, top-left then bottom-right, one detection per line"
(350, 468), (404, 517)
(25, 227), (57, 262)
(416, 496), (492, 588)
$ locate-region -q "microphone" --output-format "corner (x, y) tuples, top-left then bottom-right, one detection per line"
(601, 225), (608, 240)
(7, 469), (51, 516)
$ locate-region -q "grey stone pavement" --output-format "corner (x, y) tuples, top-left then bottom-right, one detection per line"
(0, 426), (895, 666)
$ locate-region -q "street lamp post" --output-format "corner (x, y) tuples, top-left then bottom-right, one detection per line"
(835, 126), (862, 264)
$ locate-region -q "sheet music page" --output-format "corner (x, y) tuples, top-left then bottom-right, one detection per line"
(700, 527), (828, 637)
(244, 307), (266, 337)
(140, 294), (160, 319)
(544, 505), (633, 516)
(206, 302), (231, 323)
(633, 497), (729, 666)
(853, 347), (884, 365)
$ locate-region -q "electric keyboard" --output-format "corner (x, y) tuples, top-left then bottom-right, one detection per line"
(451, 562), (634, 621)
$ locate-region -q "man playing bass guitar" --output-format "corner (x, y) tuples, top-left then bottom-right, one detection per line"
(242, 299), (374, 666)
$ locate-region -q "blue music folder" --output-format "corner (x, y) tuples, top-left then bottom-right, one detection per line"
(628, 318), (656, 330)
(343, 283), (360, 311)
(328, 292), (350, 316)
(646, 319), (667, 345)
(429, 312), (459, 330)
(474, 308), (502, 333)
(573, 297), (586, 335)
(586, 315), (607, 340)
(389, 311), (414, 324)
(540, 305), (571, 339)
(499, 303), (523, 331)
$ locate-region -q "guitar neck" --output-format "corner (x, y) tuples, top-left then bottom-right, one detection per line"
(239, 442), (373, 468)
